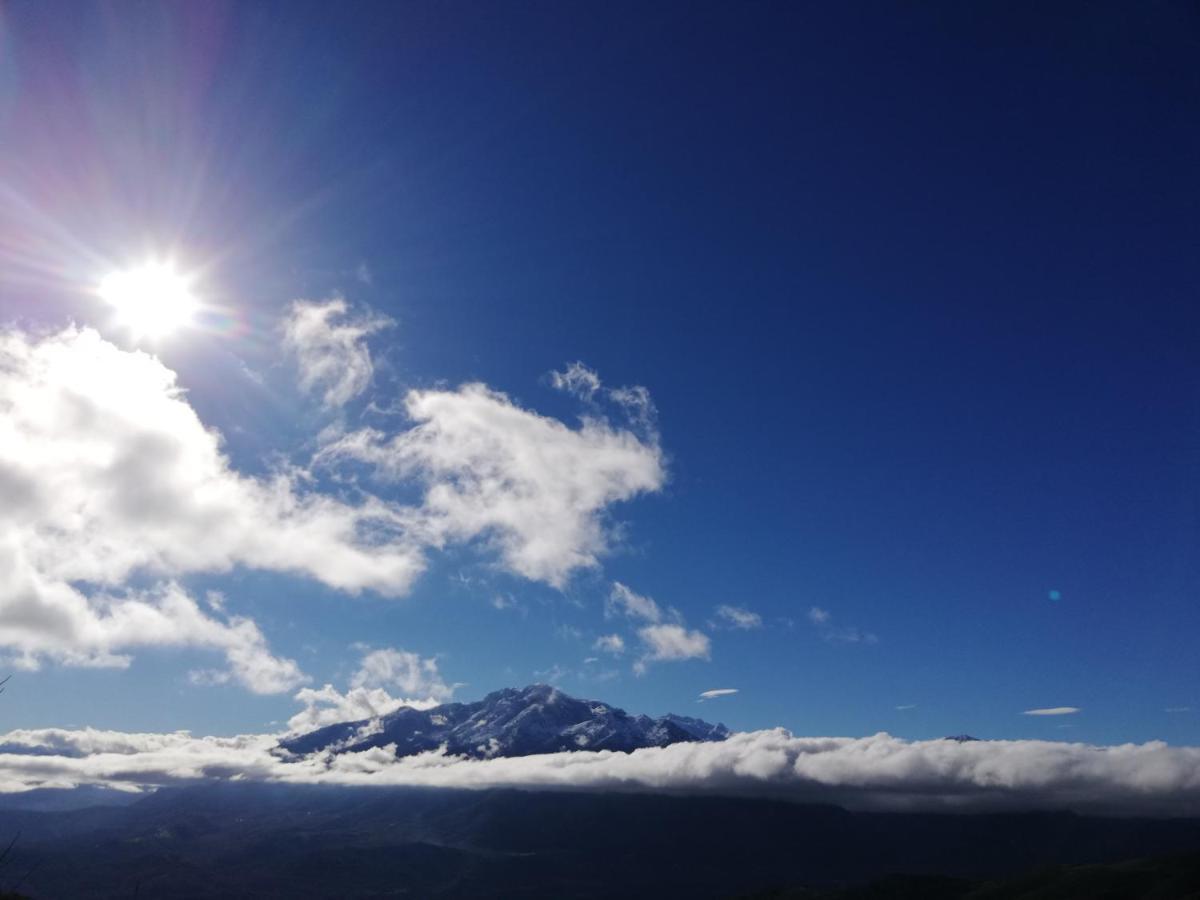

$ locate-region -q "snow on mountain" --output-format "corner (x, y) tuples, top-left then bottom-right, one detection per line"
(278, 684), (730, 759)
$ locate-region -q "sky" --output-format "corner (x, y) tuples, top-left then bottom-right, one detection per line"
(0, 0), (1197, 754)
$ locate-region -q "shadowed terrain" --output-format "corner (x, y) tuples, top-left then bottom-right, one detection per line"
(1, 785), (1199, 898)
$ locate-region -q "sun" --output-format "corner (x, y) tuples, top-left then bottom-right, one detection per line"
(98, 261), (199, 339)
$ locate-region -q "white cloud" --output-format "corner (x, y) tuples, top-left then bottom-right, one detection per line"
(605, 582), (664, 623)
(699, 688), (738, 701)
(0, 326), (428, 679)
(3, 727), (1200, 816)
(350, 648), (453, 698)
(808, 606), (831, 624)
(281, 298), (392, 408)
(714, 605), (762, 630)
(287, 686), (440, 734)
(550, 362), (658, 435)
(636, 624), (711, 673)
(320, 385), (665, 587)
(11, 580), (308, 695)
(593, 634), (625, 655)
(549, 361), (602, 401)
(1023, 707), (1081, 717)
(287, 647), (451, 734)
(603, 584), (708, 674)
(0, 326), (667, 683)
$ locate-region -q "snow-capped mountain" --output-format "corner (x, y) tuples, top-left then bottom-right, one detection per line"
(279, 684), (730, 758)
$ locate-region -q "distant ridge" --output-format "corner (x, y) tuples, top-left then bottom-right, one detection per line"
(279, 683), (730, 758)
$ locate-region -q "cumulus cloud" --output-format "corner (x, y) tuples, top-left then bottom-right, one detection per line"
(318, 384), (664, 588)
(1023, 707), (1081, 717)
(0, 325), (665, 682)
(287, 647), (452, 734)
(2, 726), (1200, 816)
(281, 298), (392, 408)
(0, 326), (427, 678)
(593, 634), (625, 655)
(635, 624), (711, 674)
(602, 583), (708, 674)
(351, 648), (453, 697)
(699, 688), (738, 701)
(714, 605), (762, 630)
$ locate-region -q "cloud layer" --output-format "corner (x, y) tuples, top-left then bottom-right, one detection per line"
(1, 725), (1199, 816)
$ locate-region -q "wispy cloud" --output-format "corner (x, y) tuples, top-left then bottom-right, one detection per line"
(1023, 707), (1081, 717)
(606, 583), (665, 624)
(714, 605), (762, 630)
(699, 688), (738, 701)
(281, 297), (392, 408)
(807, 607), (877, 645)
(550, 362), (658, 436)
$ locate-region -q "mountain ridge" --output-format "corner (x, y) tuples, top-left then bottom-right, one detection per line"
(278, 683), (730, 758)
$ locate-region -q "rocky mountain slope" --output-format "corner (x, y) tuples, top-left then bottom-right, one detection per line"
(278, 683), (730, 758)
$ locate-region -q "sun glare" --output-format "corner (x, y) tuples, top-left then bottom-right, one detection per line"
(98, 262), (199, 338)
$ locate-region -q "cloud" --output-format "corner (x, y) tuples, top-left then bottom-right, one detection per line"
(350, 648), (453, 698)
(1023, 707), (1081, 717)
(602, 583), (708, 674)
(699, 689), (738, 701)
(281, 298), (392, 408)
(0, 326), (427, 678)
(635, 624), (711, 674)
(593, 634), (625, 655)
(550, 361), (657, 428)
(3, 726), (1200, 816)
(0, 325), (665, 682)
(714, 605), (762, 630)
(287, 647), (452, 734)
(319, 384), (665, 588)
(605, 582), (664, 624)
(895, 704), (918, 711)
(550, 362), (602, 401)
(806, 606), (876, 645)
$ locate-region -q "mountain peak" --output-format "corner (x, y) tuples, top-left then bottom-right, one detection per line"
(279, 685), (729, 759)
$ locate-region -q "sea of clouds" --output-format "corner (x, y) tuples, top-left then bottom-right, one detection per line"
(1, 725), (1198, 817)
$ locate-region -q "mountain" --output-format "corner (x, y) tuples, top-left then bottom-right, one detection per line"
(278, 683), (731, 758)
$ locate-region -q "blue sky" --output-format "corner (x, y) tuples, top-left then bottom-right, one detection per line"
(0, 1), (1196, 748)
